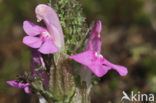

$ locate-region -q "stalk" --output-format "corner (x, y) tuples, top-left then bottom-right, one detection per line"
(47, 0), (91, 102)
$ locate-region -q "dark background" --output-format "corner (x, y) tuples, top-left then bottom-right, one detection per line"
(0, 0), (156, 103)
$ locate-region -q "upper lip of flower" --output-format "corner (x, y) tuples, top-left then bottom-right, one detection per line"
(35, 4), (64, 49)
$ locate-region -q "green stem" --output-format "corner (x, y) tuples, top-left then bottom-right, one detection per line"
(48, 52), (91, 103)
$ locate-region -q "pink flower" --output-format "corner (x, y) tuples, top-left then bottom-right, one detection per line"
(6, 81), (31, 94)
(23, 4), (64, 54)
(69, 21), (128, 77)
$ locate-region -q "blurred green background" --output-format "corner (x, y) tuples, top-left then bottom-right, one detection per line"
(0, 0), (156, 103)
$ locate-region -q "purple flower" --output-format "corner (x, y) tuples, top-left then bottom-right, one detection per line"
(6, 81), (31, 94)
(23, 4), (64, 54)
(69, 21), (128, 77)
(31, 49), (49, 89)
(31, 49), (45, 69)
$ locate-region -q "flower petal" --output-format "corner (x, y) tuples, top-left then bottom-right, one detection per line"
(69, 50), (94, 66)
(24, 87), (31, 94)
(89, 65), (111, 77)
(23, 36), (42, 48)
(111, 64), (128, 76)
(6, 81), (30, 88)
(103, 59), (128, 76)
(38, 39), (58, 54)
(35, 4), (64, 49)
(23, 20), (46, 36)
